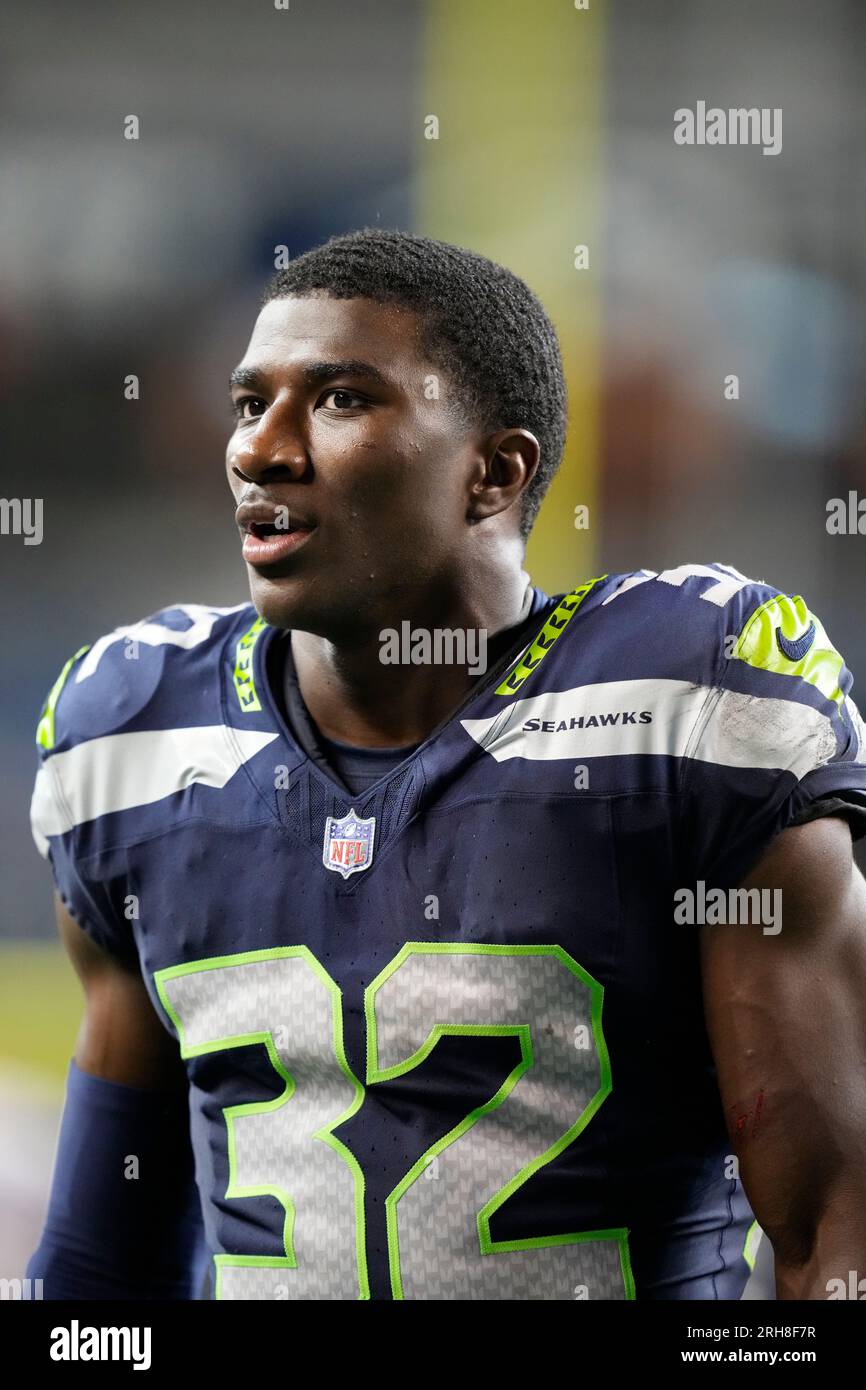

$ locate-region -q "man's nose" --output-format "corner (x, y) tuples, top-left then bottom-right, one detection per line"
(230, 398), (310, 484)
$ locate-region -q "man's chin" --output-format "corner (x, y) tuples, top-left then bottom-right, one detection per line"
(247, 571), (336, 636)
(245, 570), (305, 630)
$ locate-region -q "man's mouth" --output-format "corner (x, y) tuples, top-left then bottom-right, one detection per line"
(236, 503), (317, 569)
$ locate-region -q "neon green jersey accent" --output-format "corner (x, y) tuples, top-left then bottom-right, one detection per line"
(233, 616), (268, 713)
(496, 575), (607, 697)
(35, 645), (91, 751)
(734, 593), (845, 707)
(742, 1219), (762, 1272)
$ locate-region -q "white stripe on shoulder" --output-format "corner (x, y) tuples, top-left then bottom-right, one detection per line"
(461, 679), (836, 777)
(76, 604), (249, 683)
(846, 696), (866, 760)
(31, 725), (278, 855)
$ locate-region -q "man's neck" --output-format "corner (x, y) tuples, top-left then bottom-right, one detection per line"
(289, 569), (534, 748)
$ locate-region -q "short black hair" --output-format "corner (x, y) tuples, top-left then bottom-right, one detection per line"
(263, 228), (567, 540)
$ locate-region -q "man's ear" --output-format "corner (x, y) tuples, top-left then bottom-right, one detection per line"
(466, 427), (540, 524)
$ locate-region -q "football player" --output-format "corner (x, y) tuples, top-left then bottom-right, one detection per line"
(27, 229), (866, 1300)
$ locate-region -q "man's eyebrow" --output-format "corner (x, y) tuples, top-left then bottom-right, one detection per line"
(229, 365), (265, 391)
(229, 359), (391, 391)
(302, 359), (391, 387)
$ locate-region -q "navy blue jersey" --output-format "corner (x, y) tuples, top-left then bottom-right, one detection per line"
(30, 563), (866, 1300)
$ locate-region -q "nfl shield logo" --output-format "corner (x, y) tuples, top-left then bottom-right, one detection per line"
(323, 808), (376, 879)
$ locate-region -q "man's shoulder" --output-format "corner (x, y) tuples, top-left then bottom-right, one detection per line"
(590, 560), (784, 634)
(574, 561), (842, 694)
(35, 601), (259, 756)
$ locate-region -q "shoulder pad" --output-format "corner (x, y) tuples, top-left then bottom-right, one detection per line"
(35, 603), (253, 755)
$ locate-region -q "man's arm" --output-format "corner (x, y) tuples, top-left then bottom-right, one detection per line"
(27, 894), (205, 1299)
(57, 892), (187, 1089)
(701, 816), (866, 1299)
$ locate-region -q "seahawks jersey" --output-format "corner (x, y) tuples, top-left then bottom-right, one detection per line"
(30, 562), (866, 1301)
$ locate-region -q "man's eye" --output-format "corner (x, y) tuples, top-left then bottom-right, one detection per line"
(232, 396), (267, 420)
(321, 389), (365, 410)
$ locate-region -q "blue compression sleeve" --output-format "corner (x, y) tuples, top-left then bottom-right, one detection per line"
(26, 1059), (208, 1299)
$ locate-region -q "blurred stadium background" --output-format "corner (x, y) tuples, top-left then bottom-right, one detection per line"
(1, 0), (864, 1294)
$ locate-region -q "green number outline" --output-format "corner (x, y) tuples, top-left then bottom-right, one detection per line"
(365, 942), (634, 1300)
(154, 946), (369, 1300)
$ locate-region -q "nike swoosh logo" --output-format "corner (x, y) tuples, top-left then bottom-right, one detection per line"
(776, 621), (816, 663)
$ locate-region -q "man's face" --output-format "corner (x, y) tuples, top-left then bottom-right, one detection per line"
(226, 293), (480, 636)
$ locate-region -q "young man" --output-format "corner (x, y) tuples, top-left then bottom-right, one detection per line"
(28, 229), (866, 1301)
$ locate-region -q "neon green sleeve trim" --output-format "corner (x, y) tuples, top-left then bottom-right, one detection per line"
(742, 1219), (762, 1272)
(35, 645), (91, 750)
